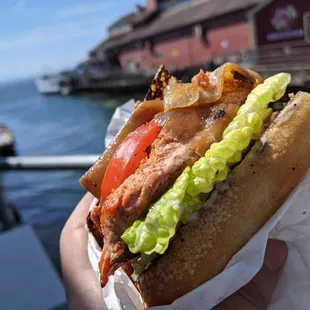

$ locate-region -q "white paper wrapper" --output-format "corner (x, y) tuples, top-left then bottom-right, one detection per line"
(88, 99), (310, 310)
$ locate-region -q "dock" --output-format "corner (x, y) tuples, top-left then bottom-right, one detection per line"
(76, 71), (153, 92)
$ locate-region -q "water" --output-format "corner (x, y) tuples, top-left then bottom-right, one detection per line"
(0, 79), (144, 230)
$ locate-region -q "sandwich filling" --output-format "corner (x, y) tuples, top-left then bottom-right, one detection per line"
(86, 64), (290, 287)
(98, 101), (249, 285)
(122, 73), (290, 267)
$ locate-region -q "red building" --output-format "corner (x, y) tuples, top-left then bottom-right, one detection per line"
(90, 0), (259, 73)
(89, 0), (310, 79)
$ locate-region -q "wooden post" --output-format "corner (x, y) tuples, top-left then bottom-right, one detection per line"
(0, 125), (17, 230)
(0, 176), (15, 230)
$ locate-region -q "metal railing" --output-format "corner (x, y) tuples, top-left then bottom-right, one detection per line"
(0, 155), (99, 230)
(0, 155), (99, 171)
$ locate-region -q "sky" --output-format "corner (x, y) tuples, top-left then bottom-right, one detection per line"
(0, 0), (144, 81)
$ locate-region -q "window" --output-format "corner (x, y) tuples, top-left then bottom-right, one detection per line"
(154, 51), (163, 59)
(304, 12), (310, 42)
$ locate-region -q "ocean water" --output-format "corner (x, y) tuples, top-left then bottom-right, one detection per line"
(0, 79), (144, 230)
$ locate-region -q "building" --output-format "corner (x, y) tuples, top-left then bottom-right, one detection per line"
(89, 0), (310, 86)
(247, 0), (310, 82)
(89, 0), (260, 73)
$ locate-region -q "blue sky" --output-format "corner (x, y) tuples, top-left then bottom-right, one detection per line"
(0, 0), (144, 81)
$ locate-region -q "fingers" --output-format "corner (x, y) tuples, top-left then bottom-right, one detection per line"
(60, 192), (95, 269)
(247, 239), (288, 307)
(60, 192), (104, 309)
(214, 239), (288, 310)
(66, 192), (94, 229)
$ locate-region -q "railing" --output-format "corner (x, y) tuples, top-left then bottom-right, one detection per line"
(213, 41), (310, 86)
(0, 155), (99, 230)
(239, 41), (310, 72)
(0, 155), (99, 171)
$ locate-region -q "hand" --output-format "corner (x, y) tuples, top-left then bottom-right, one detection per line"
(60, 193), (104, 310)
(213, 239), (288, 310)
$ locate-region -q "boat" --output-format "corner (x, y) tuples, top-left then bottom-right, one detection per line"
(35, 73), (74, 95)
(35, 74), (62, 95)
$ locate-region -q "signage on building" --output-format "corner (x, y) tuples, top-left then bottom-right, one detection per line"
(267, 4), (303, 41)
(254, 0), (310, 45)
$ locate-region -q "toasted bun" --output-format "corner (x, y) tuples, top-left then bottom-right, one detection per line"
(137, 92), (310, 307)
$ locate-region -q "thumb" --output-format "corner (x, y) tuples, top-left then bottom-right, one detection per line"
(214, 239), (288, 310)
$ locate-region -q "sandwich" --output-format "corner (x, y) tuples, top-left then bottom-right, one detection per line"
(80, 63), (310, 307)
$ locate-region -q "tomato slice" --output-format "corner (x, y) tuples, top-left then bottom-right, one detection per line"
(100, 121), (161, 201)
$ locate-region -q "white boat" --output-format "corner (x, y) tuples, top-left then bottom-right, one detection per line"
(35, 74), (62, 94)
(35, 73), (73, 95)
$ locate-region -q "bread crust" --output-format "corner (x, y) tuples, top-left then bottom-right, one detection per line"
(137, 92), (310, 307)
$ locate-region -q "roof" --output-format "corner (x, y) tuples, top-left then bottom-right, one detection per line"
(131, 9), (158, 26)
(90, 6), (155, 55)
(94, 0), (261, 52)
(108, 5), (154, 31)
(108, 11), (137, 32)
(247, 0), (273, 17)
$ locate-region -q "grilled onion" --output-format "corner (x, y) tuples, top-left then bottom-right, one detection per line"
(163, 63), (262, 111)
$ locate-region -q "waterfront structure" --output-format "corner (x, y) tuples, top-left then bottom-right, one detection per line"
(89, 0), (310, 84)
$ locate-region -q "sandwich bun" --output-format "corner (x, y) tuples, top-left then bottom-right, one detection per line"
(137, 92), (310, 307)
